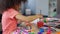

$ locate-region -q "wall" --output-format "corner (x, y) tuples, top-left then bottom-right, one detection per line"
(36, 0), (49, 15)
(25, 0), (49, 16)
(26, 0), (36, 14)
(57, 0), (60, 14)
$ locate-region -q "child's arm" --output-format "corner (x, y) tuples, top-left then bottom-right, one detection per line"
(27, 15), (43, 21)
(15, 13), (29, 22)
(15, 13), (43, 22)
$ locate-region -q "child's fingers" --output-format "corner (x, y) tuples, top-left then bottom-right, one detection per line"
(36, 14), (43, 18)
(25, 22), (32, 26)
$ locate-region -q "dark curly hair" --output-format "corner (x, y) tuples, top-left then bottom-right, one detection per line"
(1, 0), (27, 11)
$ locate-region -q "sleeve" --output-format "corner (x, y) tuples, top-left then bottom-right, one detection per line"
(9, 9), (19, 19)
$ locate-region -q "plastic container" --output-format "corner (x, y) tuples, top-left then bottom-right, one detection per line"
(29, 32), (35, 34)
(46, 27), (51, 34)
(39, 28), (44, 33)
(38, 32), (43, 34)
(37, 21), (44, 28)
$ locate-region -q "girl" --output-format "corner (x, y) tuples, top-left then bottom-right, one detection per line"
(1, 0), (42, 34)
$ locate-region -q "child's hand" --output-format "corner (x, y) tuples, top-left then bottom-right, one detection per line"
(27, 14), (43, 22)
(25, 22), (32, 26)
(36, 14), (43, 18)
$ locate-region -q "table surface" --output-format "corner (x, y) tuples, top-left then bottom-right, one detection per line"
(31, 24), (60, 34)
(18, 18), (60, 34)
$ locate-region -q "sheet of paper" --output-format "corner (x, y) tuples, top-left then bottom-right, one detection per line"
(31, 18), (40, 24)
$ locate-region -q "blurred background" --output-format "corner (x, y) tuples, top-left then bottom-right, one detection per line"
(0, 0), (60, 34)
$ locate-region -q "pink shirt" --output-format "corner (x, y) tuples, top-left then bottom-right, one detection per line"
(2, 8), (19, 34)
